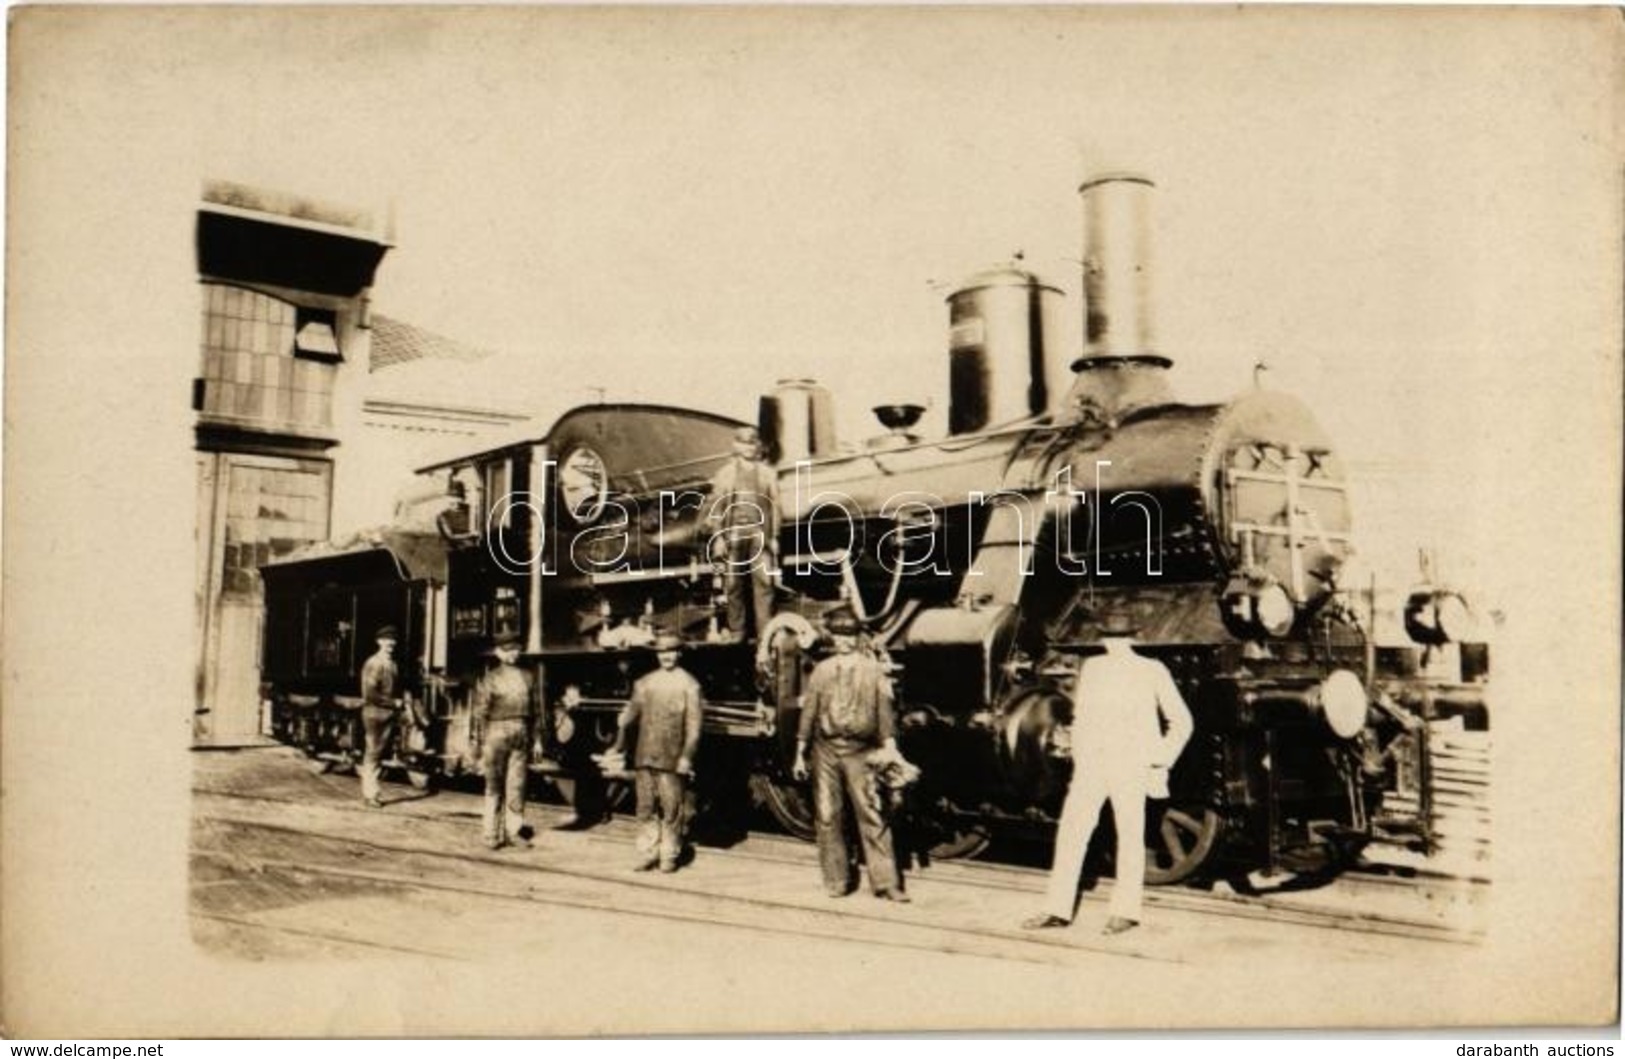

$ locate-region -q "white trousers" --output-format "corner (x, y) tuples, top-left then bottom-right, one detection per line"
(1042, 759), (1146, 922)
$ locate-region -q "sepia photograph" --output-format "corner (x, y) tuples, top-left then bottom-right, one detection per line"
(2, 4), (1621, 1039)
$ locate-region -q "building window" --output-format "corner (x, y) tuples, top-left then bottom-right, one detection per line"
(199, 283), (336, 431)
(294, 307), (342, 362)
(484, 458), (512, 531)
(221, 455), (332, 597)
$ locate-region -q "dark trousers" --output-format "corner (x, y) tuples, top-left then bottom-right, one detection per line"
(559, 773), (610, 825)
(812, 742), (899, 894)
(635, 768), (687, 868)
(721, 538), (775, 638)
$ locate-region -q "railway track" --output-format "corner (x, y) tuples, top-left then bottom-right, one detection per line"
(193, 818), (1110, 967)
(193, 771), (1487, 946)
(539, 804), (1488, 944)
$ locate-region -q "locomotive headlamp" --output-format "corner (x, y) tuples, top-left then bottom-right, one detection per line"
(1220, 573), (1297, 641)
(1403, 589), (1473, 646)
(1318, 669), (1369, 739)
(1254, 583), (1296, 636)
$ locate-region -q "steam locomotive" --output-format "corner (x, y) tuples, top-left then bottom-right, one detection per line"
(260, 174), (1489, 883)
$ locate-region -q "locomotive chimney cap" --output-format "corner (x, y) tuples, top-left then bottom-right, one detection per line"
(947, 263), (1056, 301)
(1070, 353), (1174, 372)
(1078, 171), (1155, 193)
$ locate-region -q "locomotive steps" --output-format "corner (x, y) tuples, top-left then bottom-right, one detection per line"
(1367, 723), (1492, 886)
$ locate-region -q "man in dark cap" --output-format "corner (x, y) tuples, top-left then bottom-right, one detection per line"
(357, 626), (403, 808)
(1024, 611), (1193, 935)
(435, 478), (479, 547)
(704, 425), (780, 642)
(473, 631), (539, 850)
(611, 631), (703, 872)
(792, 609), (909, 902)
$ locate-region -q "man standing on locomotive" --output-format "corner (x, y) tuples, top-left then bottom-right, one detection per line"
(358, 625), (402, 809)
(704, 425), (780, 643)
(1024, 611), (1193, 936)
(611, 631), (703, 872)
(473, 631), (539, 851)
(792, 609), (910, 903)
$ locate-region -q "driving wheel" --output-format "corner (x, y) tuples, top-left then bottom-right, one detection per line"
(754, 773), (816, 841)
(1145, 803), (1223, 885)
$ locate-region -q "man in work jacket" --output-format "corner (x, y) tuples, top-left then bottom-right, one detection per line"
(613, 631), (703, 872)
(473, 631), (539, 851)
(704, 426), (780, 642)
(358, 625), (402, 809)
(1024, 611), (1194, 936)
(792, 609), (910, 903)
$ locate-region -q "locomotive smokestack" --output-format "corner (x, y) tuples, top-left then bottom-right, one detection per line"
(1064, 172), (1173, 422)
(1078, 172), (1161, 363)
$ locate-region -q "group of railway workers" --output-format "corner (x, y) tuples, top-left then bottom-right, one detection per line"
(354, 426), (1196, 936)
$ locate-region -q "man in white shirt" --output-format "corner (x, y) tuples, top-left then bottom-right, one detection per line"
(1024, 611), (1194, 935)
